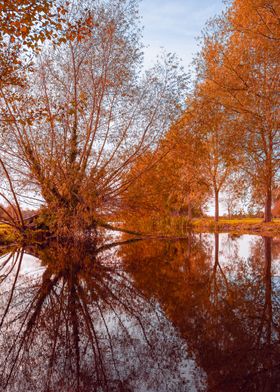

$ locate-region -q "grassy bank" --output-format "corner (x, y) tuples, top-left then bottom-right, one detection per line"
(192, 218), (280, 236)
(120, 216), (280, 238)
(0, 224), (48, 245)
(2, 218), (279, 245)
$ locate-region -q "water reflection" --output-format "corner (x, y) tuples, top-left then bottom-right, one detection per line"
(0, 234), (280, 391)
(0, 241), (202, 392)
(120, 234), (280, 391)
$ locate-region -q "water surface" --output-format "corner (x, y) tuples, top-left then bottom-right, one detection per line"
(0, 233), (279, 391)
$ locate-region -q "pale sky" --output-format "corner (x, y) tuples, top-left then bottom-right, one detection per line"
(140, 0), (227, 70)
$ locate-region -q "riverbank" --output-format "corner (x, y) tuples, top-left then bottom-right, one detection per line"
(192, 218), (280, 236)
(0, 224), (51, 245)
(0, 225), (18, 244)
(2, 217), (280, 246)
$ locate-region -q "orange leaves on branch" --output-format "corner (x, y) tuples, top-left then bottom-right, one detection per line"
(66, 13), (95, 42)
(0, 0), (68, 49)
(0, 0), (69, 88)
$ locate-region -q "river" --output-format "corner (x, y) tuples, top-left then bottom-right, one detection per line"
(0, 233), (279, 391)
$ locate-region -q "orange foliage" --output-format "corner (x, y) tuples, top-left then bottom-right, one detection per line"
(121, 121), (210, 232)
(188, 0), (280, 222)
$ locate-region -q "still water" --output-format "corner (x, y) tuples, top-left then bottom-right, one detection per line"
(0, 233), (279, 391)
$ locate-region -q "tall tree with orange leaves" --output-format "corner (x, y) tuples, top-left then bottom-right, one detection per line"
(181, 88), (240, 222)
(195, 0), (280, 222)
(121, 123), (209, 234)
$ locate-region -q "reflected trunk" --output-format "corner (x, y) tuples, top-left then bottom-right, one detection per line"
(214, 189), (219, 222)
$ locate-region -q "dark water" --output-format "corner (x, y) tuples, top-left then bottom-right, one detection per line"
(0, 233), (280, 391)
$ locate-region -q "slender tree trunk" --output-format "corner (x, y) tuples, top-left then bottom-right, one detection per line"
(228, 206), (231, 220)
(188, 199), (192, 221)
(264, 135), (273, 223)
(214, 188), (219, 222)
(186, 231), (192, 273)
(264, 184), (272, 223)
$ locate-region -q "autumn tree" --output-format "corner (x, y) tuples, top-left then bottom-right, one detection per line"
(0, 0), (187, 237)
(196, 0), (280, 222)
(171, 114), (210, 220)
(120, 116), (210, 234)
(222, 173), (247, 219)
(181, 88), (239, 222)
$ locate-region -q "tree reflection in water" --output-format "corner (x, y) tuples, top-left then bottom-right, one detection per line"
(0, 240), (203, 392)
(1, 234), (280, 391)
(121, 234), (280, 391)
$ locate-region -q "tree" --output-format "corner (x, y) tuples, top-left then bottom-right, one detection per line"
(196, 0), (280, 222)
(171, 114), (210, 220)
(121, 118), (209, 234)
(182, 89), (239, 222)
(222, 173), (246, 219)
(0, 0), (187, 237)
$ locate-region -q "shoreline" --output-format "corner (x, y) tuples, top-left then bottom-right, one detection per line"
(191, 218), (280, 237)
(2, 219), (280, 247)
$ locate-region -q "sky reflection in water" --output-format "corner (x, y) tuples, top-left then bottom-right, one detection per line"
(0, 233), (279, 391)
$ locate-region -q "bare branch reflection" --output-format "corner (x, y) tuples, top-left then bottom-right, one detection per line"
(0, 241), (200, 392)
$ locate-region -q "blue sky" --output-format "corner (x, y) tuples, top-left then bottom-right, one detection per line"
(139, 0), (227, 70)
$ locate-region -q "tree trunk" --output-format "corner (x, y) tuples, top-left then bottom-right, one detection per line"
(228, 207), (231, 220)
(264, 185), (272, 223)
(188, 200), (192, 221)
(214, 189), (219, 222)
